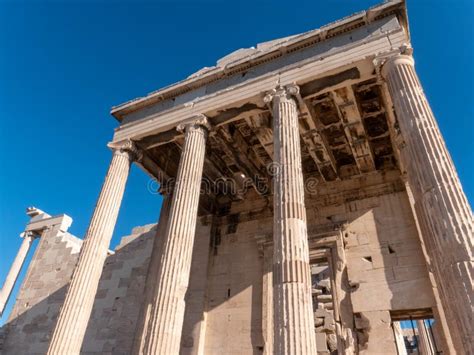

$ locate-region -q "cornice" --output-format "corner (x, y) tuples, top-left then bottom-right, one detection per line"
(110, 0), (407, 122)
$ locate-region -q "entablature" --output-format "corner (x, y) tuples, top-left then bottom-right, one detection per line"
(108, 2), (411, 214)
(110, 0), (407, 123)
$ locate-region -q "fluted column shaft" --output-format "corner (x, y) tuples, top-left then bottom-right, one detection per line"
(417, 320), (435, 355)
(47, 140), (138, 355)
(140, 116), (209, 354)
(382, 55), (473, 354)
(393, 322), (408, 355)
(266, 85), (317, 354)
(0, 233), (35, 316)
(132, 195), (172, 353)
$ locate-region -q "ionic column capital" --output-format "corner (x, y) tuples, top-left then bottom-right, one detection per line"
(176, 114), (211, 133)
(107, 139), (142, 162)
(263, 83), (300, 104)
(19, 230), (37, 240)
(381, 54), (415, 79)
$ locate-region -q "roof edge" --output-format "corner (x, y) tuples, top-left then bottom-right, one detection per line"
(111, 0), (407, 122)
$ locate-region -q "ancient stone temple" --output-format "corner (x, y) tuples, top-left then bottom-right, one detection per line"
(1, 1), (472, 354)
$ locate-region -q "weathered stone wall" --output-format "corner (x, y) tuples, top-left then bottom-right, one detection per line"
(1, 220), (212, 355)
(344, 194), (435, 354)
(81, 224), (157, 355)
(181, 221), (213, 355)
(204, 219), (264, 354)
(0, 224), (157, 355)
(1, 229), (82, 354)
(207, 189), (437, 355)
(80, 219), (212, 355)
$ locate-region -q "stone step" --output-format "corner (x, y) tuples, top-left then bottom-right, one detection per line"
(317, 294), (333, 302)
(314, 309), (333, 318)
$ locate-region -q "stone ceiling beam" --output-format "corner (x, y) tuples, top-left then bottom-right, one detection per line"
(135, 149), (171, 184)
(212, 128), (270, 195)
(331, 88), (376, 174)
(244, 115), (274, 160)
(296, 96), (339, 181)
(138, 128), (177, 150)
(230, 126), (269, 177)
(138, 106), (268, 151)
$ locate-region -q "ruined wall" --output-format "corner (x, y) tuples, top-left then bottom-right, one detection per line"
(1, 229), (82, 354)
(1, 220), (212, 355)
(0, 224), (157, 355)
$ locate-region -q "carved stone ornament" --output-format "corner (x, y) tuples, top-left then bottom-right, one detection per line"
(176, 114), (211, 133)
(107, 139), (142, 162)
(263, 83), (300, 104)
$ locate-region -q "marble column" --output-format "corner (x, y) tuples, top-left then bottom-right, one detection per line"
(265, 85), (317, 354)
(417, 320), (435, 355)
(0, 232), (35, 316)
(392, 322), (408, 355)
(132, 194), (172, 354)
(140, 115), (209, 354)
(404, 180), (454, 353)
(47, 140), (140, 355)
(382, 54), (474, 354)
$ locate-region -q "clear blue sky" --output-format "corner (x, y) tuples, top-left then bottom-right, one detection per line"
(1, 0), (473, 324)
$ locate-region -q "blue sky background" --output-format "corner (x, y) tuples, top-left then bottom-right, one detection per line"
(1, 0), (473, 324)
